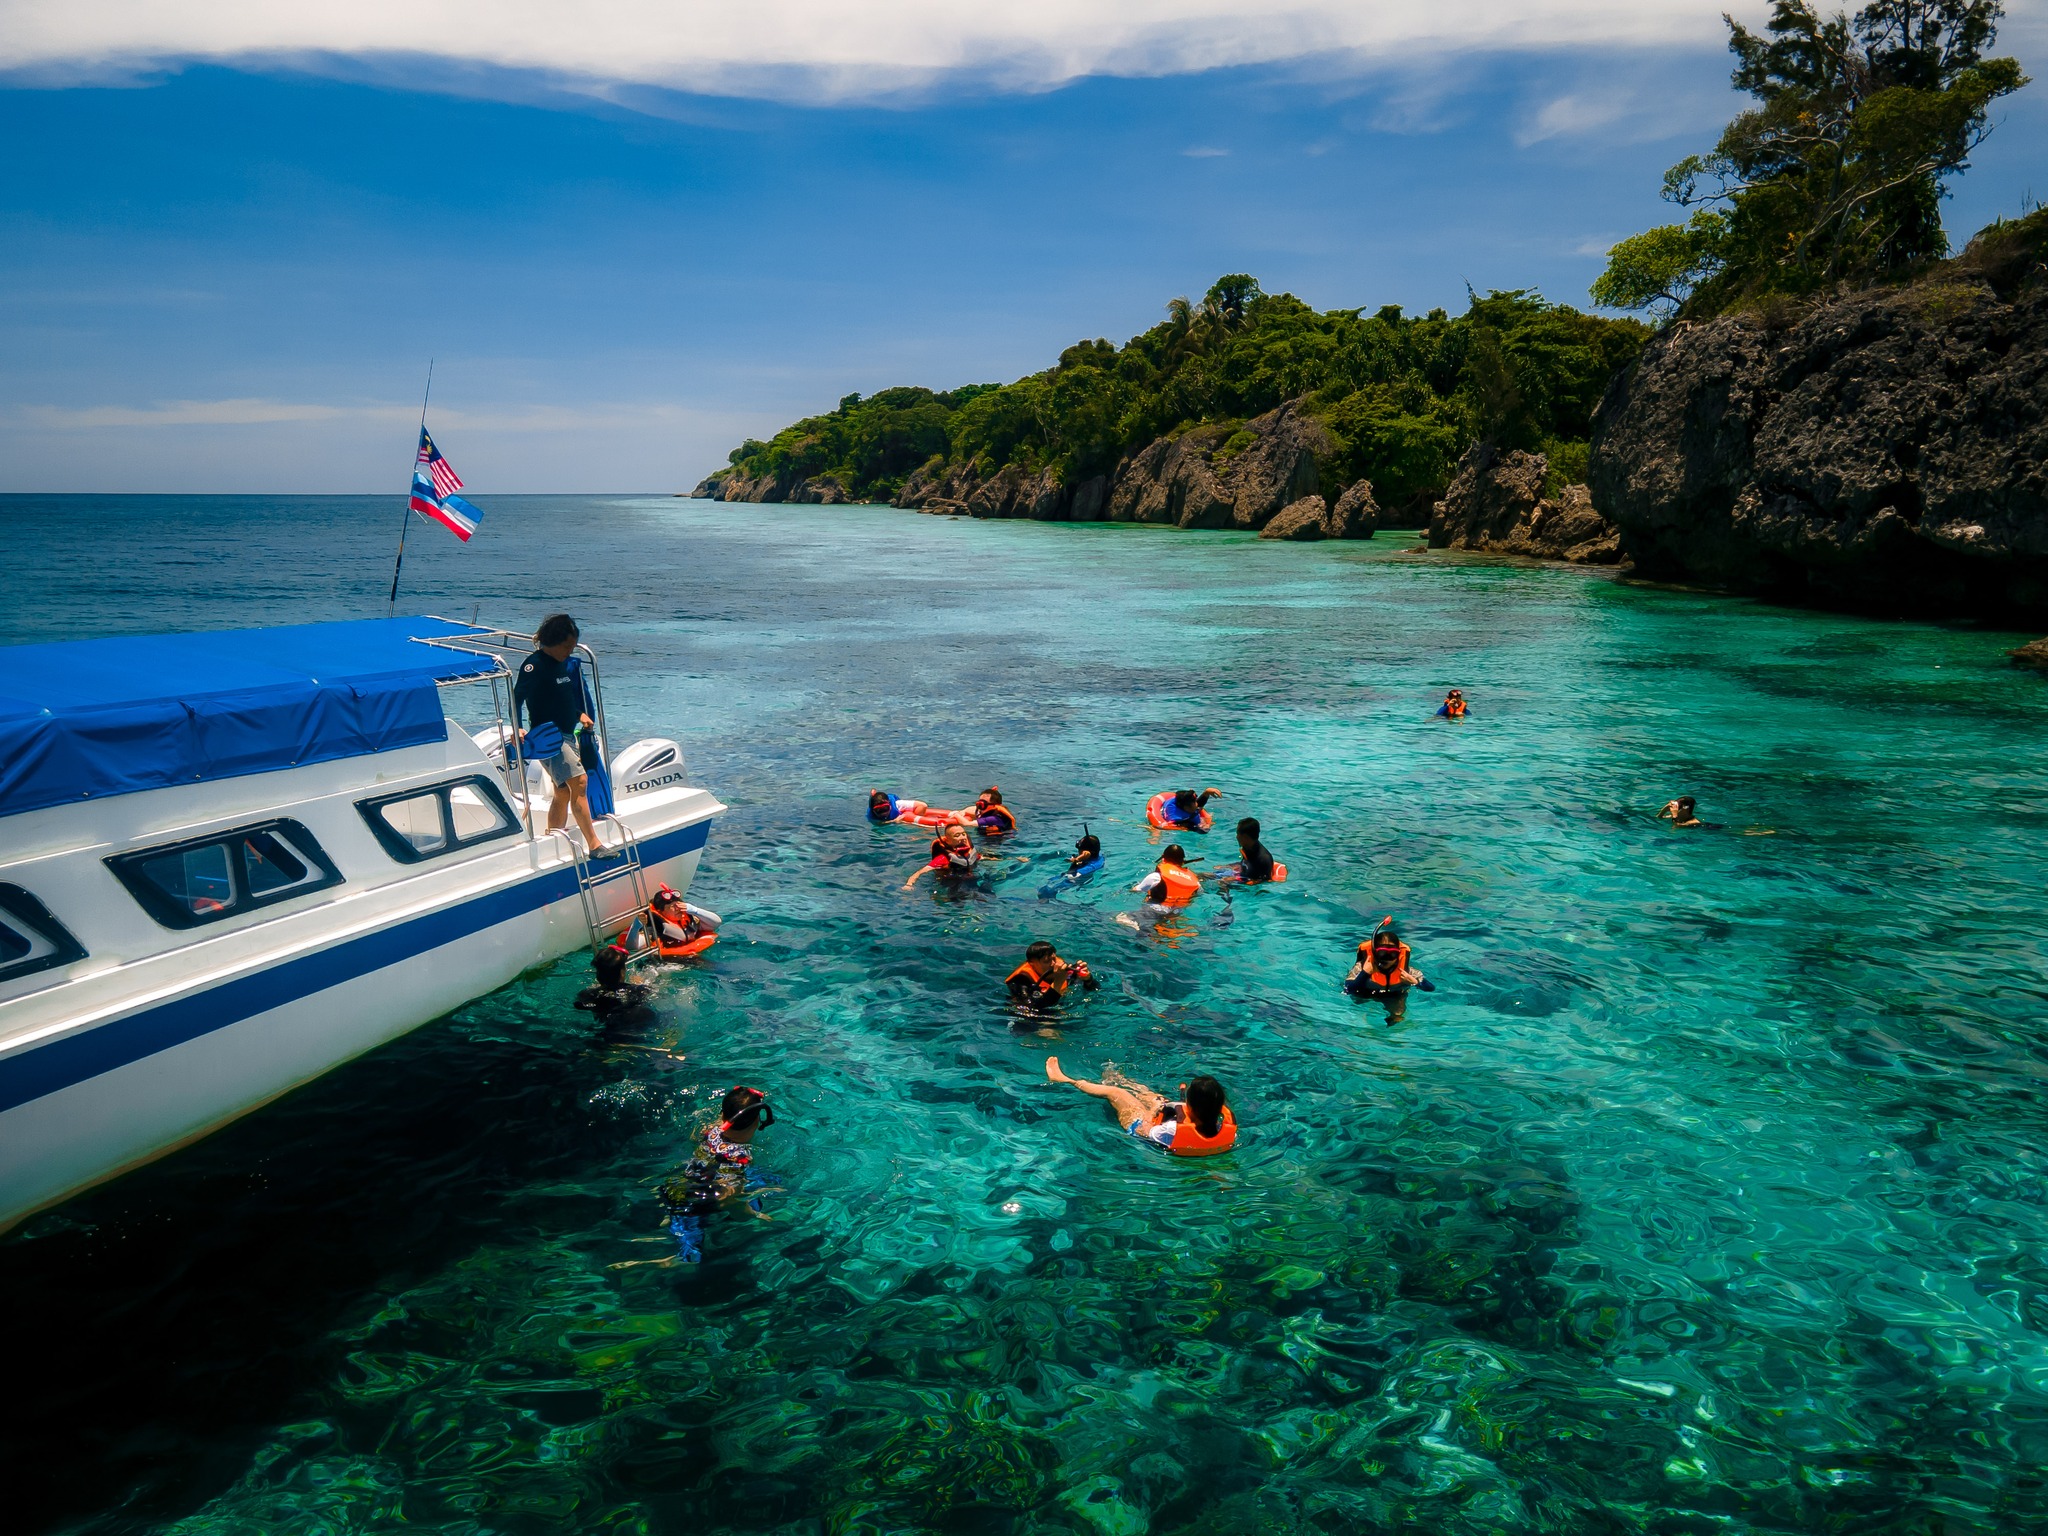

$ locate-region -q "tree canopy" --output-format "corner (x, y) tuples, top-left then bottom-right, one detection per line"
(1592, 0), (2028, 317)
(713, 277), (1648, 509)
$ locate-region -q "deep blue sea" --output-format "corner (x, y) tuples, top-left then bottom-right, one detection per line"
(6, 493), (2048, 1536)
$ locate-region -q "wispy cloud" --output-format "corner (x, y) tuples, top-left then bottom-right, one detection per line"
(18, 398), (711, 431)
(1182, 145), (1228, 157)
(1517, 90), (1635, 147)
(0, 1), (1740, 104)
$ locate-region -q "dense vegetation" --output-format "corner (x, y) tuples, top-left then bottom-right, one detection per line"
(712, 281), (1648, 510)
(1593, 0), (2029, 318)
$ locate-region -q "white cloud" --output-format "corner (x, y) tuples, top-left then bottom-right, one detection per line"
(1517, 90), (1635, 146)
(1183, 145), (1228, 157)
(18, 398), (704, 431)
(0, 1), (1743, 103)
(21, 398), (380, 428)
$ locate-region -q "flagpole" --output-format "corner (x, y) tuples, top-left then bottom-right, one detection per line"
(387, 360), (434, 615)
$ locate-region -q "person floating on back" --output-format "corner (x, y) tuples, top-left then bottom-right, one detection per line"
(905, 823), (982, 889)
(1344, 916), (1433, 1020)
(1147, 787), (1222, 833)
(1436, 689), (1468, 719)
(1215, 817), (1286, 885)
(614, 1086), (779, 1268)
(1045, 1057), (1237, 1156)
(1006, 940), (1098, 1009)
(515, 613), (614, 856)
(1132, 844), (1202, 909)
(1658, 796), (1705, 828)
(868, 789), (965, 828)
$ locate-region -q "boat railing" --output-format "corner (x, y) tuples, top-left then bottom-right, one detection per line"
(411, 621), (616, 846)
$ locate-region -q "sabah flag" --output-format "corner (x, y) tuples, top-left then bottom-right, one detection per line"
(410, 471), (483, 542)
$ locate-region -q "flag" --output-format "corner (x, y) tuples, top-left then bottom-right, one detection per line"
(416, 427), (464, 499)
(410, 471), (484, 542)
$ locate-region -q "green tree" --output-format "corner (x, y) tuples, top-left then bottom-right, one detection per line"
(1595, 0), (2027, 316)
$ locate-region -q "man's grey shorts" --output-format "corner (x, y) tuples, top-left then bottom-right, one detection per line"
(539, 735), (585, 786)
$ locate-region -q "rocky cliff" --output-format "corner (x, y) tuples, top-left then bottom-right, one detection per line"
(1427, 445), (1622, 564)
(695, 397), (1393, 540)
(1589, 221), (2048, 621)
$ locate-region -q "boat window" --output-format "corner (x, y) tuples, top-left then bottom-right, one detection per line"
(375, 791), (450, 857)
(108, 819), (343, 930)
(358, 776), (518, 865)
(0, 883), (88, 981)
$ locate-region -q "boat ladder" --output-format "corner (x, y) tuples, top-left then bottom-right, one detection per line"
(571, 815), (651, 957)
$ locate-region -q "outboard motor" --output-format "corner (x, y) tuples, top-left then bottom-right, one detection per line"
(611, 738), (688, 800)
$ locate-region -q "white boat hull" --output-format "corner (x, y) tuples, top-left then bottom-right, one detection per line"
(0, 744), (720, 1231)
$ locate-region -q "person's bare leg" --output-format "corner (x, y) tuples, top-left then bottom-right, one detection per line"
(1046, 1057), (1161, 1126)
(566, 775), (607, 852)
(547, 779), (571, 833)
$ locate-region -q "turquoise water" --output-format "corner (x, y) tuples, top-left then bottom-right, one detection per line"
(7, 494), (2048, 1535)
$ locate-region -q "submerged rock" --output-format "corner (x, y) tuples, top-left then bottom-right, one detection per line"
(2013, 637), (2048, 671)
(1429, 445), (1622, 564)
(1589, 244), (2048, 620)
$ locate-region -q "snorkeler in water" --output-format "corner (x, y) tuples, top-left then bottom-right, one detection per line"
(1148, 787), (1222, 832)
(614, 1086), (779, 1268)
(970, 787), (1018, 836)
(1131, 844), (1202, 909)
(575, 941), (661, 1043)
(1658, 796), (1706, 828)
(1039, 830), (1105, 900)
(1436, 689), (1468, 719)
(1044, 1057), (1237, 1156)
(905, 823), (983, 889)
(868, 789), (968, 827)
(1214, 817), (1284, 885)
(1343, 916), (1434, 1020)
(1005, 940), (1098, 1009)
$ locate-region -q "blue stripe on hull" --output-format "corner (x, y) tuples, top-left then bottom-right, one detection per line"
(0, 817), (712, 1115)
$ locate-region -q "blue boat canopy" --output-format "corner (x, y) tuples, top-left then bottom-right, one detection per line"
(0, 617), (503, 820)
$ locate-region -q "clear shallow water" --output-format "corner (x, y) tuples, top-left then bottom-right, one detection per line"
(6, 494), (2048, 1535)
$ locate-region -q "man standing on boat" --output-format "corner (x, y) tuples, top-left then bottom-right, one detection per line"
(514, 613), (615, 857)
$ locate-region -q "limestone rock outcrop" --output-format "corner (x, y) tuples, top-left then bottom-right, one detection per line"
(1428, 445), (1622, 564)
(697, 396), (1380, 542)
(1259, 481), (1382, 541)
(1589, 226), (2048, 620)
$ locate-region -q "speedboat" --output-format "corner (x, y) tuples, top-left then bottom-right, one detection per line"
(0, 616), (722, 1231)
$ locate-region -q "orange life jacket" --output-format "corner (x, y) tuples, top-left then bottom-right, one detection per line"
(1156, 1103), (1237, 1157)
(1366, 940), (1411, 988)
(1006, 958), (1067, 999)
(1445, 697), (1467, 718)
(977, 802), (1017, 833)
(646, 903), (716, 960)
(1154, 862), (1201, 907)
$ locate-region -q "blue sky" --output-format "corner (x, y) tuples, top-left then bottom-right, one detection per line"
(2, 3), (2043, 492)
